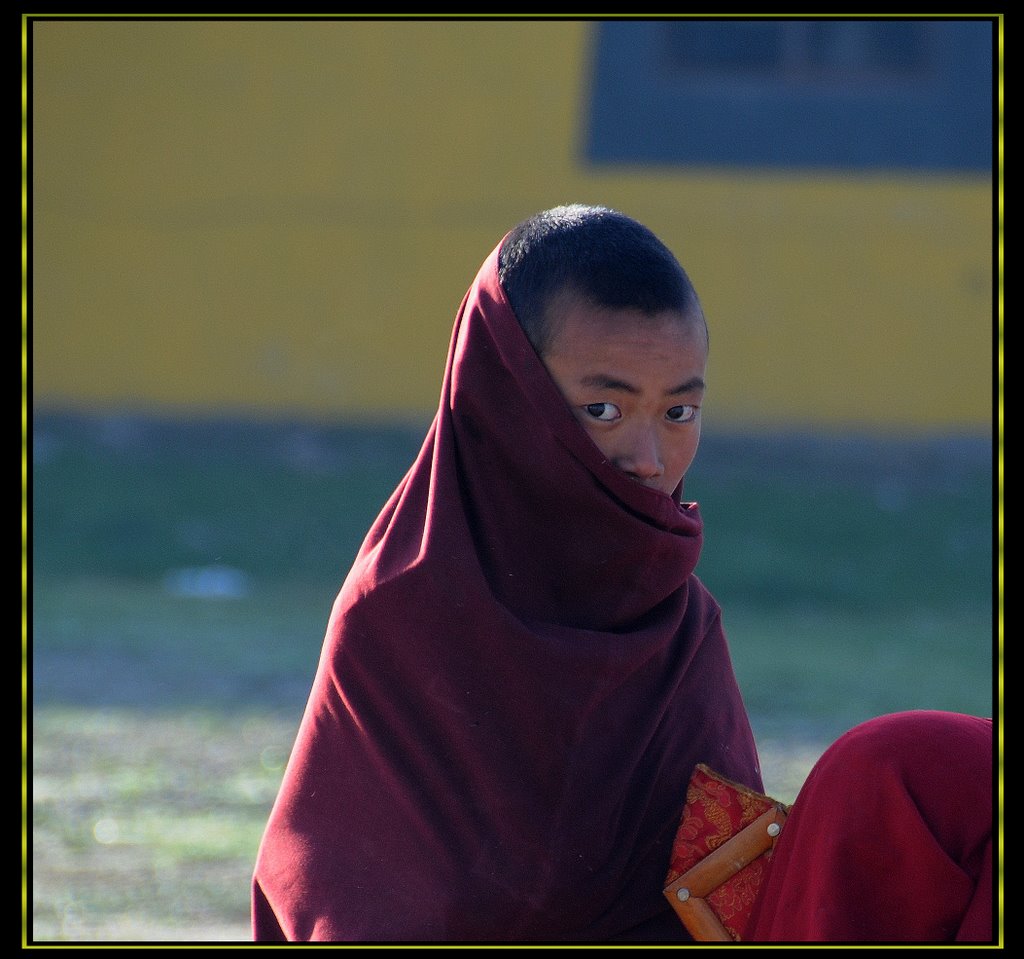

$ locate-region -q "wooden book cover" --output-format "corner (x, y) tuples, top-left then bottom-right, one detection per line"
(663, 763), (790, 942)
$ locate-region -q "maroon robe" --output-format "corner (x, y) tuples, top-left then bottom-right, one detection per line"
(747, 710), (995, 943)
(251, 240), (762, 942)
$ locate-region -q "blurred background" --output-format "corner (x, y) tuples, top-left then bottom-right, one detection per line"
(29, 16), (998, 943)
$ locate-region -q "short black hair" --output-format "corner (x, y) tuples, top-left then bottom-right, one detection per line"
(497, 204), (704, 355)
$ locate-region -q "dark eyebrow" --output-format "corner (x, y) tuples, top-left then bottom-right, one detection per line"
(579, 374), (640, 394)
(579, 373), (706, 396)
(667, 376), (706, 396)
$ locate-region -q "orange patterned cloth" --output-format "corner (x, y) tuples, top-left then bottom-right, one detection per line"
(664, 764), (784, 941)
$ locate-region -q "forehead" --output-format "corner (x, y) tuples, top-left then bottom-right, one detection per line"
(543, 292), (708, 361)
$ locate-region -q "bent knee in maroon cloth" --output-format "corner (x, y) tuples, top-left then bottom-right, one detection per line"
(746, 710), (994, 943)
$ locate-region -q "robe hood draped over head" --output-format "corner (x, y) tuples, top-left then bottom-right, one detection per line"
(252, 239), (761, 943)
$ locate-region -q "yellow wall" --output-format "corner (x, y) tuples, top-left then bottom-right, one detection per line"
(30, 19), (993, 430)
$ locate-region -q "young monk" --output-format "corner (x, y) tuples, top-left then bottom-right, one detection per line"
(252, 204), (761, 941)
(251, 205), (995, 943)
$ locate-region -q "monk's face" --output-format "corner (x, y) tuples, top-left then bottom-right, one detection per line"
(541, 294), (708, 497)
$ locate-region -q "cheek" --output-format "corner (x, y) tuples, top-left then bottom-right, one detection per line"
(574, 416), (617, 460)
(668, 425), (701, 474)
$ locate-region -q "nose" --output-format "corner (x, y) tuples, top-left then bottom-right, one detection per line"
(613, 425), (664, 483)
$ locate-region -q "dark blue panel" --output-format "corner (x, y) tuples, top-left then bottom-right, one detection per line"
(584, 18), (995, 172)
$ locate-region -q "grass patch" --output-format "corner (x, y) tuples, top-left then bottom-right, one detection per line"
(729, 605), (994, 737)
(31, 709), (293, 942)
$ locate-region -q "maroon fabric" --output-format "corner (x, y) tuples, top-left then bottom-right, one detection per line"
(251, 241), (762, 942)
(746, 710), (995, 943)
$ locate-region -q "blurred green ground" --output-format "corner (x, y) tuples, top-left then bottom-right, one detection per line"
(29, 411), (997, 942)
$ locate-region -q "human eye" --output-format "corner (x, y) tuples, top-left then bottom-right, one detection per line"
(584, 402), (621, 422)
(666, 404), (697, 423)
